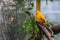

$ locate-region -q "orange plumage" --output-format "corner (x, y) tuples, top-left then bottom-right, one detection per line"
(36, 11), (46, 24)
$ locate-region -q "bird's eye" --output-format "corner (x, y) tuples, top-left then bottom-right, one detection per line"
(41, 18), (43, 20)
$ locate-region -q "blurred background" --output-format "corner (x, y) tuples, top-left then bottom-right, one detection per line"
(0, 0), (60, 40)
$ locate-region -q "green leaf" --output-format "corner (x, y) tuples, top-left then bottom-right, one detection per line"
(28, 7), (33, 10)
(31, 3), (34, 7)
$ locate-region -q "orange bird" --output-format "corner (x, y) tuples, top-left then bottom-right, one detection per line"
(36, 10), (46, 24)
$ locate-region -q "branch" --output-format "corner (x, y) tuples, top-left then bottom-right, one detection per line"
(36, 21), (54, 40)
(51, 24), (60, 34)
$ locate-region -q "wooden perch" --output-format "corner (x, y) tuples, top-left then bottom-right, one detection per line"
(36, 21), (54, 40)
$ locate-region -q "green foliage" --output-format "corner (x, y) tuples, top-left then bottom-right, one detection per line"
(46, 20), (54, 28)
(22, 17), (44, 39)
(14, 0), (34, 11)
(14, 0), (25, 5)
(22, 17), (54, 40)
(28, 7), (33, 10)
